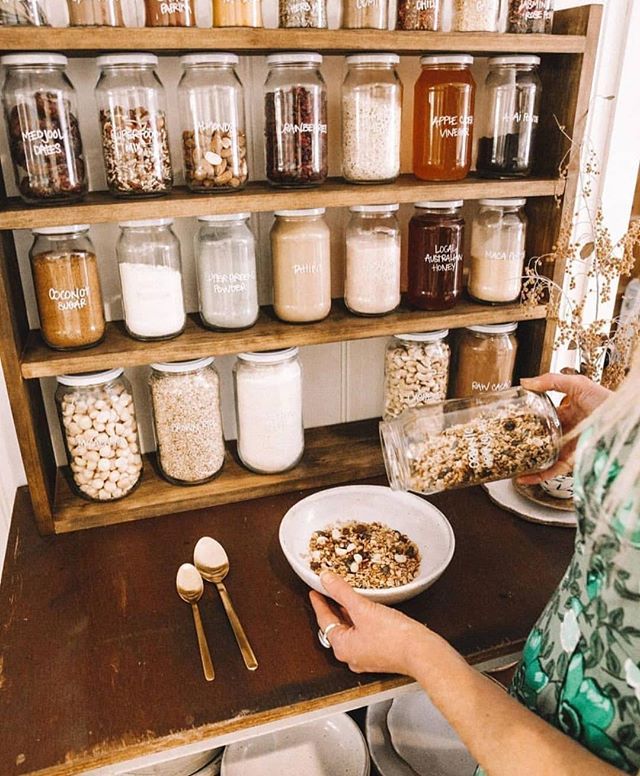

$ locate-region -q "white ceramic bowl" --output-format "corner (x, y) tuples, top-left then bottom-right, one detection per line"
(279, 485), (455, 605)
(540, 474), (575, 500)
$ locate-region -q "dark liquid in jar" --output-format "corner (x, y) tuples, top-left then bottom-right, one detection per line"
(477, 126), (538, 178)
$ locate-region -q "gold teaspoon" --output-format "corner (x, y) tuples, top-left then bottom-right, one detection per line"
(176, 563), (215, 682)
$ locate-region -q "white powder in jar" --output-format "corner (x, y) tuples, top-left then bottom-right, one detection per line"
(342, 88), (401, 182)
(345, 231), (401, 315)
(119, 262), (186, 339)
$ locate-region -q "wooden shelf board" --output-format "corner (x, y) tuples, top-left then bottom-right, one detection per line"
(1, 176), (563, 231)
(21, 299), (547, 378)
(53, 418), (385, 533)
(0, 27), (586, 55)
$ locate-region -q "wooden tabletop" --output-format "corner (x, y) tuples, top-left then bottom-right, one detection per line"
(0, 481), (575, 776)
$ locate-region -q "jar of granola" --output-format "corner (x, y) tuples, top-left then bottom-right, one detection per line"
(383, 331), (450, 420)
(95, 53), (173, 197)
(380, 386), (561, 494)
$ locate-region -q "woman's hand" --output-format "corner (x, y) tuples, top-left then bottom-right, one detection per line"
(519, 373), (611, 484)
(309, 570), (429, 676)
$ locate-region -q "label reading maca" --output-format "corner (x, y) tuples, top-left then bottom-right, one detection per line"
(431, 114), (473, 138)
(424, 244), (462, 272)
(484, 249), (525, 263)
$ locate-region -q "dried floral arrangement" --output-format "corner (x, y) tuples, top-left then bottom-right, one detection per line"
(522, 120), (640, 387)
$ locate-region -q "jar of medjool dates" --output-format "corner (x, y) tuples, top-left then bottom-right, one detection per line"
(264, 53), (328, 187)
(1, 54), (87, 203)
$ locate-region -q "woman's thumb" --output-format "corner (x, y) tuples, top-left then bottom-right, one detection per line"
(320, 571), (365, 613)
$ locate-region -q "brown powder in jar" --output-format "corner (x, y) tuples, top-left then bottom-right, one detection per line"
(452, 326), (517, 398)
(32, 251), (105, 350)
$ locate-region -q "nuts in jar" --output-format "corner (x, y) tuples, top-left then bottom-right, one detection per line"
(183, 128), (247, 191)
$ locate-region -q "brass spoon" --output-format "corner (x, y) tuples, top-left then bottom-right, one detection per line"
(194, 537), (258, 671)
(176, 563), (215, 682)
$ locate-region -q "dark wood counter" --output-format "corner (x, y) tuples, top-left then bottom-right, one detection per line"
(0, 481), (575, 776)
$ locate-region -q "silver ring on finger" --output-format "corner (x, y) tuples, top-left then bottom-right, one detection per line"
(318, 622), (340, 649)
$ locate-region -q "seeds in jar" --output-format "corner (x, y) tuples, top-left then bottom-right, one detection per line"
(384, 337), (449, 419)
(308, 521), (421, 588)
(100, 106), (172, 195)
(396, 0), (439, 30)
(342, 89), (400, 182)
(183, 126), (248, 191)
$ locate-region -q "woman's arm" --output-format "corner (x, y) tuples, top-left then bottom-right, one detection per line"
(311, 572), (626, 776)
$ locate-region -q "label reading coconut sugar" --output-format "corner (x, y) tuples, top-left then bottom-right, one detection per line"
(431, 114), (473, 138)
(206, 270), (256, 295)
(48, 285), (90, 311)
(23, 128), (65, 157)
(281, 122), (328, 135)
(423, 244), (463, 272)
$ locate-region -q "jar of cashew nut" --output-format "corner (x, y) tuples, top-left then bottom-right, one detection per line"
(383, 331), (450, 420)
(55, 369), (143, 502)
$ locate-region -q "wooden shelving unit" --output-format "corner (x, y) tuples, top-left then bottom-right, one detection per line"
(0, 5), (603, 536)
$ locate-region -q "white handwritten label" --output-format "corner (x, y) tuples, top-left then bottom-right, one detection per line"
(424, 243), (462, 272)
(431, 114), (473, 138)
(48, 286), (90, 311)
(281, 122), (328, 135)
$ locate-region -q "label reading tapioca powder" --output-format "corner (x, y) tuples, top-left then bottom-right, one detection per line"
(48, 285), (90, 311)
(424, 244), (463, 272)
(431, 115), (473, 138)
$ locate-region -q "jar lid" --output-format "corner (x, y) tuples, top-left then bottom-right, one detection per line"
(420, 54), (473, 66)
(346, 53), (400, 66)
(267, 52), (322, 66)
(180, 52), (239, 67)
(57, 368), (124, 387)
(467, 323), (518, 334)
(488, 55), (541, 67)
(237, 347), (299, 363)
(32, 224), (90, 235)
(395, 330), (449, 342)
(1, 53), (67, 67)
(119, 218), (174, 228)
(96, 53), (158, 68)
(415, 200), (463, 209)
(198, 213), (250, 222)
(478, 198), (526, 207)
(349, 204), (399, 213)
(150, 357), (215, 373)
(274, 208), (325, 217)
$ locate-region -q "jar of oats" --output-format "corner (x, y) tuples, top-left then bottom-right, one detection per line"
(55, 369), (143, 502)
(383, 331), (450, 420)
(149, 358), (225, 486)
(380, 386), (561, 495)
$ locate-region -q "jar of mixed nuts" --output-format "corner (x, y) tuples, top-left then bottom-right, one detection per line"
(1, 54), (87, 203)
(279, 0), (327, 28)
(178, 53), (248, 193)
(383, 331), (450, 420)
(55, 369), (143, 502)
(30, 225), (105, 351)
(0, 0), (48, 24)
(95, 53), (173, 198)
(264, 53), (328, 187)
(149, 358), (225, 486)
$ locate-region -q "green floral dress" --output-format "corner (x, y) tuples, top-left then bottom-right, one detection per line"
(478, 423), (640, 774)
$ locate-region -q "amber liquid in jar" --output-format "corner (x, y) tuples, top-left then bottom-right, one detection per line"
(144, 0), (195, 25)
(413, 60), (475, 181)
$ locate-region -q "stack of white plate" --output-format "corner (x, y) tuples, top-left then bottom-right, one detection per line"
(125, 747), (223, 776)
(366, 691), (477, 776)
(222, 713), (370, 776)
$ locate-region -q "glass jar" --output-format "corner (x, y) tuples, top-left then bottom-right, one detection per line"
(413, 55), (475, 182)
(214, 0), (261, 25)
(233, 348), (304, 474)
(144, 0), (195, 25)
(507, 0), (553, 33)
(196, 213), (259, 331)
(452, 323), (518, 398)
(279, 0), (326, 27)
(271, 209), (331, 323)
(396, 0), (440, 30)
(342, 0), (387, 29)
(380, 386), (561, 495)
(30, 225), (105, 351)
(1, 54), (87, 203)
(477, 57), (542, 179)
(264, 53), (328, 187)
(345, 204), (400, 316)
(383, 331), (450, 420)
(67, 0), (125, 24)
(56, 369), (143, 502)
(149, 358), (225, 485)
(95, 53), (173, 198)
(469, 198), (528, 304)
(0, 0), (48, 24)
(408, 200), (464, 311)
(342, 54), (402, 184)
(450, 0), (501, 31)
(116, 219), (186, 340)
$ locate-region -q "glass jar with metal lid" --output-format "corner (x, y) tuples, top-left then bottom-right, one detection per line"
(264, 53), (328, 187)
(116, 218), (186, 341)
(1, 53), (87, 202)
(233, 348), (304, 474)
(345, 204), (401, 316)
(469, 198), (528, 304)
(29, 225), (105, 351)
(452, 322), (518, 398)
(384, 331), (450, 420)
(0, 0), (48, 24)
(196, 213), (259, 331)
(342, 54), (402, 183)
(95, 53), (173, 197)
(477, 57), (542, 179)
(55, 368), (143, 502)
(149, 358), (225, 485)
(178, 53), (248, 193)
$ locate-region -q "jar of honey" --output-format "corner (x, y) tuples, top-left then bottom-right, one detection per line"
(412, 55), (475, 182)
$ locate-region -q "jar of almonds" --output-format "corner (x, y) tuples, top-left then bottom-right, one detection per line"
(55, 369), (143, 502)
